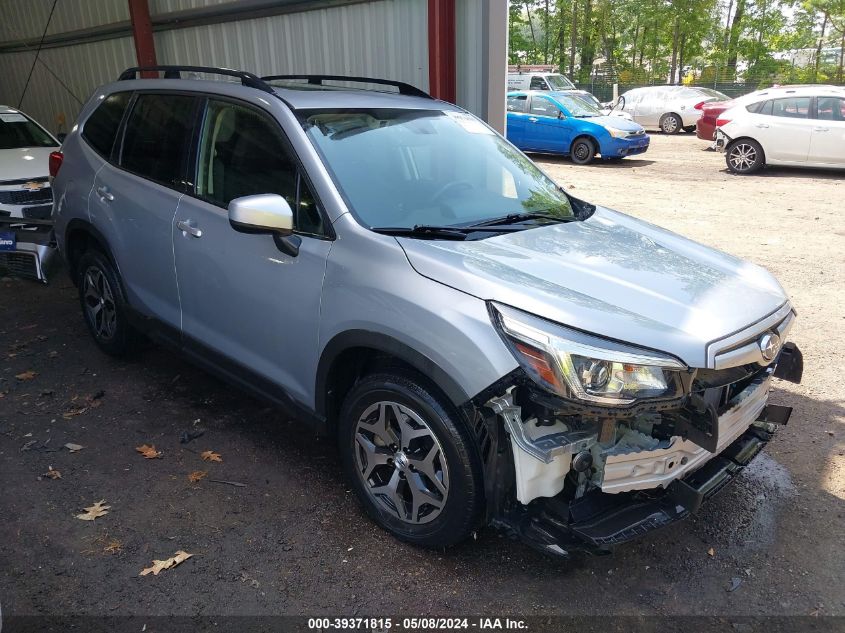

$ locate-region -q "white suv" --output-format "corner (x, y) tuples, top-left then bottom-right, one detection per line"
(716, 86), (845, 174)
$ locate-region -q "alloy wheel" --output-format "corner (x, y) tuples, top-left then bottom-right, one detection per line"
(82, 266), (117, 341)
(353, 401), (449, 525)
(662, 116), (679, 134)
(728, 143), (758, 172)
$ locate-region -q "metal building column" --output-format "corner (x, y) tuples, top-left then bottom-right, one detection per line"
(428, 0), (456, 102)
(128, 0), (157, 77)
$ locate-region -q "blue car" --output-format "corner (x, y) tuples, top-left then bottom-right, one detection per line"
(506, 90), (650, 164)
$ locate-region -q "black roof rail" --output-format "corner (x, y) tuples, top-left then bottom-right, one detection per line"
(117, 66), (274, 94)
(261, 74), (432, 99)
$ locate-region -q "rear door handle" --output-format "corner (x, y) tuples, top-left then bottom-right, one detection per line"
(755, 123), (769, 128)
(176, 219), (202, 238)
(96, 186), (114, 201)
(814, 127), (829, 132)
(528, 117), (538, 122)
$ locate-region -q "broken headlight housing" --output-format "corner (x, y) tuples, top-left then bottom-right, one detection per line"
(491, 303), (687, 406)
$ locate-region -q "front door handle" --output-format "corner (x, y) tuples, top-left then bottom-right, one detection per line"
(528, 117), (538, 122)
(176, 219), (202, 238)
(96, 186), (114, 201)
(814, 127), (829, 132)
(755, 123), (770, 128)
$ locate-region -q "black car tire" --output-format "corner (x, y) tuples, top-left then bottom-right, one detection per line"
(338, 371), (484, 548)
(570, 137), (596, 165)
(725, 138), (765, 174)
(77, 250), (138, 356)
(660, 113), (683, 134)
(683, 125), (697, 133)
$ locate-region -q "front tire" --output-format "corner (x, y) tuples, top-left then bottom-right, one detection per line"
(660, 113), (682, 134)
(338, 371), (484, 548)
(570, 137), (596, 165)
(725, 139), (765, 174)
(683, 124), (697, 133)
(77, 250), (137, 356)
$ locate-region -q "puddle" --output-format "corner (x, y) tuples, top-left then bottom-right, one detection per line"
(741, 452), (796, 496)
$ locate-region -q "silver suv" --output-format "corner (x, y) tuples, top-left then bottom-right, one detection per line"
(51, 66), (803, 557)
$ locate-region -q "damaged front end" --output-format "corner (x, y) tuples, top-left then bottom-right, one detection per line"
(473, 303), (803, 558)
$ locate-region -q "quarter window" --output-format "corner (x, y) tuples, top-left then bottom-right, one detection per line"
(120, 93), (196, 188)
(195, 100), (324, 236)
(82, 92), (131, 158)
(771, 97), (810, 119)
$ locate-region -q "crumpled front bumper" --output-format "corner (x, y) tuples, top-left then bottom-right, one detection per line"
(512, 403), (789, 556)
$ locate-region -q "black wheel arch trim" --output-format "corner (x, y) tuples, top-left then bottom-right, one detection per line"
(64, 218), (123, 286)
(315, 330), (471, 420)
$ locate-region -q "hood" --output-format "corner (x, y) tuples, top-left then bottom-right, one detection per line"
(397, 207), (788, 368)
(0, 147), (55, 183)
(587, 115), (642, 132)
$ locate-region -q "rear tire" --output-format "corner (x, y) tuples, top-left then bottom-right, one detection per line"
(77, 250), (137, 356)
(338, 371), (484, 548)
(660, 113), (682, 134)
(725, 139), (765, 174)
(570, 137), (596, 165)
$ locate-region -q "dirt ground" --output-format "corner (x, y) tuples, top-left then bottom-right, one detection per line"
(1, 134), (843, 622)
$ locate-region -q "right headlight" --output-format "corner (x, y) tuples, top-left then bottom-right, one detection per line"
(491, 303), (687, 407)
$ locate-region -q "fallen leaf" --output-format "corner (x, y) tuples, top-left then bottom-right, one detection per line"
(76, 500), (110, 521)
(188, 470), (207, 483)
(201, 450), (222, 462)
(20, 440), (38, 452)
(62, 392), (105, 418)
(48, 351), (59, 358)
(136, 444), (162, 459)
(103, 539), (122, 554)
(139, 550), (193, 576)
(43, 467), (62, 479)
(727, 577), (743, 592)
(15, 370), (37, 381)
(64, 443), (84, 453)
(707, 547), (715, 557)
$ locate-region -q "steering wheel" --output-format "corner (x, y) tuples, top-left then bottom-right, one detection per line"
(431, 180), (474, 203)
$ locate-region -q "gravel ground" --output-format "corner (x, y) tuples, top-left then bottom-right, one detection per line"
(1, 134), (843, 620)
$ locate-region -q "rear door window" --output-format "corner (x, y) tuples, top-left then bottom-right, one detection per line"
(82, 92), (131, 158)
(529, 96), (560, 117)
(771, 97), (810, 119)
(529, 77), (548, 90)
(507, 95), (528, 112)
(119, 93), (197, 189)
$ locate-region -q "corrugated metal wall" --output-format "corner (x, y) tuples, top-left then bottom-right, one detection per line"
(0, 0), (430, 135)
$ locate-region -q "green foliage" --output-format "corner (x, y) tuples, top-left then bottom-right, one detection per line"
(508, 0), (845, 85)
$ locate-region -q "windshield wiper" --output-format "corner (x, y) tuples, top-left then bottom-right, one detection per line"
(371, 224), (523, 240)
(467, 212), (574, 228)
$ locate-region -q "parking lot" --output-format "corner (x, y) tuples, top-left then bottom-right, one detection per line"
(1, 134), (843, 618)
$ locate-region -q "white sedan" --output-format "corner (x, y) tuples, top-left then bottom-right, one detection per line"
(716, 86), (845, 174)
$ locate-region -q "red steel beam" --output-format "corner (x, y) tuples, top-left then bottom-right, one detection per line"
(128, 0), (157, 78)
(427, 0), (456, 102)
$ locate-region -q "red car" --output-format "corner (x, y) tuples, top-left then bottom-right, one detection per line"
(696, 99), (734, 140)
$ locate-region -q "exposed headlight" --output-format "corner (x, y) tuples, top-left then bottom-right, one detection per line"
(491, 303), (687, 406)
(607, 127), (629, 138)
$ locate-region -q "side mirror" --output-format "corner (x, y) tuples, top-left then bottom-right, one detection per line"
(56, 133), (67, 142)
(228, 194), (293, 236)
(557, 110), (566, 119)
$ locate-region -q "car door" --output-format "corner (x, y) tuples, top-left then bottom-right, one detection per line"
(523, 95), (570, 153)
(89, 91), (199, 330)
(505, 94), (529, 143)
(756, 96), (813, 163)
(172, 97), (332, 406)
(808, 96), (845, 166)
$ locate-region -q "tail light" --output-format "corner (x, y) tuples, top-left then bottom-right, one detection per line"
(694, 101), (707, 110)
(48, 151), (63, 178)
(716, 118), (732, 127)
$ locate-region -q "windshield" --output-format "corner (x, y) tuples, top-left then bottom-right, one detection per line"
(555, 95), (602, 117)
(302, 109), (575, 230)
(578, 92), (602, 108)
(0, 111), (57, 150)
(546, 74), (576, 90)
